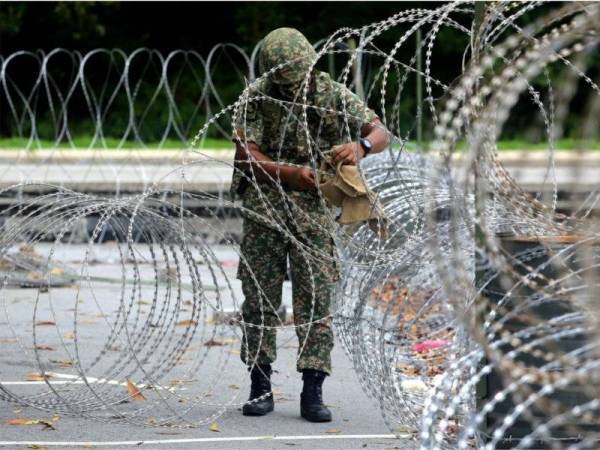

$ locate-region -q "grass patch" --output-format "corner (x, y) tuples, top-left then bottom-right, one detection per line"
(404, 139), (600, 151)
(0, 137), (234, 150)
(494, 139), (600, 151)
(1, 137), (599, 151)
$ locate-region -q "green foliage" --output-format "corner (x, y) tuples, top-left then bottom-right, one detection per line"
(0, 3), (27, 35)
(1, 2), (598, 144)
(52, 3), (114, 41)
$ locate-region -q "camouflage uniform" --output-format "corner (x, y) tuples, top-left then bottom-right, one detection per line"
(232, 28), (377, 375)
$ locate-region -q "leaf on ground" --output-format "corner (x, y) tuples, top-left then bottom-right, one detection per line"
(34, 345), (55, 351)
(19, 243), (36, 254)
(7, 415), (58, 430)
(63, 332), (75, 340)
(176, 319), (197, 327)
(209, 421), (220, 432)
(79, 319), (97, 325)
(50, 359), (73, 367)
(221, 338), (239, 345)
(137, 300), (150, 305)
(204, 339), (224, 346)
(27, 373), (51, 381)
(0, 338), (18, 344)
(228, 384), (240, 390)
(28, 445), (48, 450)
(126, 379), (146, 401)
(325, 428), (341, 434)
(227, 349), (240, 355)
(7, 418), (39, 425)
(35, 321), (55, 326)
(169, 378), (198, 386)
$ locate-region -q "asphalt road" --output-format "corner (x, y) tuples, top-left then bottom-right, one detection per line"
(0, 243), (416, 450)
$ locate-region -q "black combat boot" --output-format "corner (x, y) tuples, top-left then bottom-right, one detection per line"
(242, 364), (274, 416)
(300, 369), (332, 422)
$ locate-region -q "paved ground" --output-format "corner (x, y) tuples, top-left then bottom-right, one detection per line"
(0, 243), (416, 450)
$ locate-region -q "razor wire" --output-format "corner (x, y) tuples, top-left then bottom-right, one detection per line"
(0, 2), (599, 449)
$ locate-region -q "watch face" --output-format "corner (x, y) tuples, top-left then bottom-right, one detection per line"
(361, 138), (372, 152)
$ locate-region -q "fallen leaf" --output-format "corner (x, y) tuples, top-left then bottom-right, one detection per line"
(7, 416), (58, 430)
(228, 384), (240, 390)
(95, 313), (109, 318)
(169, 378), (197, 386)
(38, 417), (58, 430)
(7, 418), (39, 425)
(79, 319), (97, 325)
(27, 373), (51, 381)
(126, 379), (146, 401)
(28, 444), (47, 450)
(0, 338), (18, 344)
(227, 349), (240, 355)
(35, 321), (55, 326)
(63, 332), (75, 340)
(27, 271), (43, 281)
(19, 243), (36, 254)
(325, 428), (341, 434)
(204, 339), (224, 346)
(221, 338), (239, 345)
(35, 345), (55, 351)
(176, 320), (197, 327)
(397, 425), (417, 434)
(51, 359), (73, 367)
(210, 422), (220, 432)
(137, 300), (150, 305)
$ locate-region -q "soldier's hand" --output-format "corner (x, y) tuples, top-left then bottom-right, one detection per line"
(289, 166), (316, 191)
(331, 142), (364, 165)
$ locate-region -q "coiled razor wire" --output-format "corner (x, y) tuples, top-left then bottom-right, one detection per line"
(0, 2), (599, 449)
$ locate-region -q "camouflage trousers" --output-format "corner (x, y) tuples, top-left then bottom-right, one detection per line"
(237, 190), (337, 375)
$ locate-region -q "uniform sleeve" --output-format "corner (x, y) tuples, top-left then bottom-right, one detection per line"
(231, 95), (263, 146)
(332, 82), (377, 136)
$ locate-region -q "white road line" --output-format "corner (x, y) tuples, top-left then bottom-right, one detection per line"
(0, 434), (402, 446)
(1, 372), (176, 391)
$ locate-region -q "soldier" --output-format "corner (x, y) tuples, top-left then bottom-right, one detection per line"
(231, 27), (389, 422)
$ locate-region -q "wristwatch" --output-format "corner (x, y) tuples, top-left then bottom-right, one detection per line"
(359, 137), (373, 156)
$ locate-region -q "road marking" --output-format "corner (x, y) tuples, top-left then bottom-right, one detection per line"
(0, 434), (402, 447)
(1, 372), (176, 391)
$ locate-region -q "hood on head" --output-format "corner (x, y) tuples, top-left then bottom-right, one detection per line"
(259, 27), (317, 85)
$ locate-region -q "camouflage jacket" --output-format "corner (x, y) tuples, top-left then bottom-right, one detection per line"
(231, 71), (377, 204)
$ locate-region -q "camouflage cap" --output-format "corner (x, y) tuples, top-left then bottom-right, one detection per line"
(259, 28), (317, 85)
